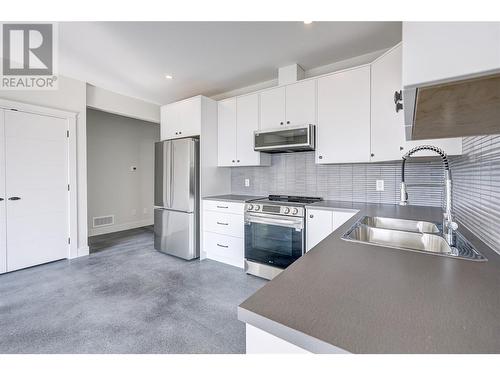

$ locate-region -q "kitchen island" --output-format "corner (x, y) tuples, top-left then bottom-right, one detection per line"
(238, 202), (500, 353)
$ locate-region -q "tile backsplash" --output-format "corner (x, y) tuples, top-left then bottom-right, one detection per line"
(452, 135), (500, 254)
(231, 151), (446, 206)
(231, 135), (500, 254)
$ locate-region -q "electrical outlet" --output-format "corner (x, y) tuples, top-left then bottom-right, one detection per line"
(376, 180), (385, 192)
(244, 178), (250, 187)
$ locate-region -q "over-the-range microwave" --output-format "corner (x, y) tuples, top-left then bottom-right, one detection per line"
(254, 124), (316, 153)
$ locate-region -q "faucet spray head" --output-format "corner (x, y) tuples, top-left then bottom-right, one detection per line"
(399, 182), (408, 206)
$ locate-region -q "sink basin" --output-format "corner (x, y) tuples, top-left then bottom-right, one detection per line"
(345, 225), (453, 254)
(359, 216), (439, 233)
(341, 216), (487, 261)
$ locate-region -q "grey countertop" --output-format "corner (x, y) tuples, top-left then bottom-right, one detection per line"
(238, 202), (500, 353)
(202, 194), (264, 203)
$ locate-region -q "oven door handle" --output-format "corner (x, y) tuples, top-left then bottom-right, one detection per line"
(245, 215), (304, 230)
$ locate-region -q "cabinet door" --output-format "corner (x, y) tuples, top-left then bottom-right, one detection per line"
(0, 110), (6, 274)
(260, 87), (285, 129)
(285, 80), (316, 126)
(160, 105), (178, 140)
(177, 96), (201, 137)
(316, 66), (371, 164)
(332, 210), (357, 231)
(236, 93), (264, 166)
(371, 45), (406, 162)
(306, 209), (333, 252)
(371, 45), (463, 160)
(217, 98), (237, 166)
(403, 22), (500, 87)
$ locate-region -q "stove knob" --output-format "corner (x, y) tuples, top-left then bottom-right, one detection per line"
(292, 208), (299, 215)
(255, 205), (260, 211)
(284, 207), (291, 214)
(247, 204), (254, 211)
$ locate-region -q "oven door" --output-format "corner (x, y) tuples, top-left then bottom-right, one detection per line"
(244, 212), (304, 269)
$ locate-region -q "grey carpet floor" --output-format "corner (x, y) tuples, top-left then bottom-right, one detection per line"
(0, 228), (266, 353)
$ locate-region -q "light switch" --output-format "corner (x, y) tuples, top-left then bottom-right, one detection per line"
(376, 180), (385, 192)
(244, 178), (250, 187)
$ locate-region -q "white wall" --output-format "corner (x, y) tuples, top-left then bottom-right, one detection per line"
(0, 76), (89, 255)
(87, 109), (160, 236)
(87, 84), (160, 123)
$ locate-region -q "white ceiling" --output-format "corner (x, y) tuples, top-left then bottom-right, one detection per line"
(59, 22), (401, 105)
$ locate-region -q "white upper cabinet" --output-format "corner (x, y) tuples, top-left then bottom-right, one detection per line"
(371, 45), (406, 162)
(371, 44), (462, 161)
(236, 94), (269, 166)
(316, 66), (371, 164)
(161, 96), (202, 140)
(285, 80), (317, 126)
(260, 87), (285, 129)
(217, 98), (237, 166)
(217, 94), (270, 167)
(403, 22), (500, 87)
(260, 81), (317, 129)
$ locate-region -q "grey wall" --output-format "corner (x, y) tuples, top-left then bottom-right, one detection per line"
(231, 152), (446, 207)
(87, 109), (160, 236)
(453, 135), (500, 254)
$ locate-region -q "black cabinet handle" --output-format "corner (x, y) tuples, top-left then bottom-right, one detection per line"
(400, 146), (404, 151)
(217, 243), (228, 248)
(394, 90), (402, 104)
(232, 160), (235, 163)
(318, 155), (323, 159)
(396, 102), (403, 112)
(237, 160), (240, 163)
(286, 121), (290, 124)
(8, 197), (21, 201)
(371, 153), (375, 157)
(216, 222), (229, 226)
(280, 122), (284, 125)
(0, 198), (4, 201)
(309, 214), (314, 218)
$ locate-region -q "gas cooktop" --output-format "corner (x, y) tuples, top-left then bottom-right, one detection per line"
(254, 195), (323, 205)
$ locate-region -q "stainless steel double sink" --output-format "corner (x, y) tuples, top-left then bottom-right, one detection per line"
(342, 216), (487, 261)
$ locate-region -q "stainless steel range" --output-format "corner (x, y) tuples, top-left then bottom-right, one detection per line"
(244, 195), (322, 280)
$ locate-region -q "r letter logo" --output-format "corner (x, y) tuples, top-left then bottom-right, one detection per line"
(1, 23), (58, 90)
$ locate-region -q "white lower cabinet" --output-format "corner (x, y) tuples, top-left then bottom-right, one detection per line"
(306, 208), (358, 252)
(202, 200), (245, 268)
(246, 324), (310, 354)
(203, 232), (244, 268)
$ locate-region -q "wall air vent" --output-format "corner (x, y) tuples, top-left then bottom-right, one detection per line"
(93, 215), (115, 228)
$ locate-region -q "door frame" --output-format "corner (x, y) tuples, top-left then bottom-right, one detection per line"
(0, 99), (78, 259)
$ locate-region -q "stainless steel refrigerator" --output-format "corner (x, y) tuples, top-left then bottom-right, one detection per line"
(154, 137), (200, 260)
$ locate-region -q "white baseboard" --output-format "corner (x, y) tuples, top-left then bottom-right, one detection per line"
(75, 246), (90, 258)
(88, 219), (153, 237)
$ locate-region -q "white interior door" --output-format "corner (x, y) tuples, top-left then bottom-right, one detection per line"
(5, 110), (69, 272)
(0, 110), (6, 273)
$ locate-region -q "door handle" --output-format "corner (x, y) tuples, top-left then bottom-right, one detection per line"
(8, 197), (21, 201)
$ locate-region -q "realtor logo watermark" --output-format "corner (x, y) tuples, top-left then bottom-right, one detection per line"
(1, 22), (58, 90)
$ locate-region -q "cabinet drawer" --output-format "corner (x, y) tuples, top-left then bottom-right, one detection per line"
(203, 210), (244, 238)
(204, 232), (244, 268)
(203, 200), (244, 215)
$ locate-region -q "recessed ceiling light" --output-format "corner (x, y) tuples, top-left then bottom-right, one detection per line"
(303, 21), (313, 25)
(165, 74), (173, 80)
